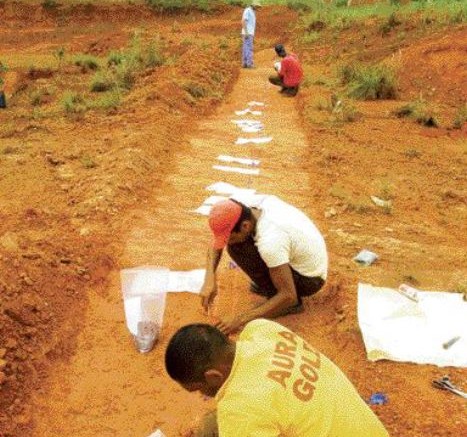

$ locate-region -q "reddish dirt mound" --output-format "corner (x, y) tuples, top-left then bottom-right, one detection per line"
(397, 27), (467, 106)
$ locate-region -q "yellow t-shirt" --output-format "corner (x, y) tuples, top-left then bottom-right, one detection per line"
(215, 319), (389, 437)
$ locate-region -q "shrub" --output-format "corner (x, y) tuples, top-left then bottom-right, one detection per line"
(337, 63), (359, 85)
(42, 0), (57, 8)
(108, 51), (125, 66)
(453, 103), (467, 129)
(348, 64), (398, 100)
(115, 60), (137, 90)
(287, 1), (312, 13)
(184, 82), (207, 99)
(92, 91), (121, 111)
(380, 12), (402, 35)
(30, 88), (52, 106)
(394, 99), (439, 127)
(80, 155), (97, 169)
(74, 54), (100, 72)
(146, 0), (219, 12)
(54, 47), (65, 68)
(90, 72), (115, 92)
(62, 92), (87, 114)
(146, 41), (165, 68)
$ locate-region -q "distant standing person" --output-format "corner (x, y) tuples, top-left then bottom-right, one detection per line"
(200, 194), (328, 335)
(165, 319), (390, 437)
(241, 1), (261, 68)
(269, 44), (303, 97)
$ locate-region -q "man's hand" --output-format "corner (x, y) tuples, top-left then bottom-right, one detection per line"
(215, 314), (244, 335)
(199, 282), (217, 313)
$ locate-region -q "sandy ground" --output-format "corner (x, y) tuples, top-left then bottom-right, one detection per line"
(0, 2), (466, 437)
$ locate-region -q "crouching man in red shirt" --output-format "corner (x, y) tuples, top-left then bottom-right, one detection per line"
(269, 44), (303, 97)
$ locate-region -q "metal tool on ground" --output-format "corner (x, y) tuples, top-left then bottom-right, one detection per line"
(442, 336), (461, 350)
(432, 376), (467, 399)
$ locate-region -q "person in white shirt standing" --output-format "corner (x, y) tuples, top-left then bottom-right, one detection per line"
(241, 1), (261, 68)
(200, 195), (328, 334)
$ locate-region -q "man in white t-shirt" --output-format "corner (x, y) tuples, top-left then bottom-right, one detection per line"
(241, 1), (261, 68)
(200, 195), (328, 334)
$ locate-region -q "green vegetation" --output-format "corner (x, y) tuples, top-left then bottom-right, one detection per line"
(338, 63), (398, 100)
(54, 47), (66, 69)
(0, 61), (7, 87)
(452, 103), (467, 129)
(395, 98), (439, 127)
(41, 0), (57, 9)
(145, 0), (223, 12)
(62, 91), (87, 114)
(90, 72), (114, 93)
(293, 0), (466, 32)
(73, 54), (101, 72)
(80, 155), (97, 169)
(183, 82), (208, 99)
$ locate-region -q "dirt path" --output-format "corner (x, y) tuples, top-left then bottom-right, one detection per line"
(31, 49), (322, 437)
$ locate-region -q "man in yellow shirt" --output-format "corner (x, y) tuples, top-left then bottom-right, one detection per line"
(165, 319), (389, 437)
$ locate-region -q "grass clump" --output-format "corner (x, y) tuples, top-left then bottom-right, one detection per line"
(42, 0), (57, 8)
(452, 103), (467, 129)
(344, 64), (398, 100)
(184, 82), (208, 99)
(30, 88), (53, 106)
(62, 92), (87, 114)
(90, 71), (115, 92)
(394, 98), (439, 127)
(145, 0), (219, 13)
(80, 155), (97, 169)
(74, 54), (101, 72)
(380, 12), (402, 36)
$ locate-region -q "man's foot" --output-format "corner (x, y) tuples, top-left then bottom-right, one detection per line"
(243, 65), (255, 69)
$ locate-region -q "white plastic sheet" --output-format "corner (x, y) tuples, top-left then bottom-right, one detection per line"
(358, 283), (467, 367)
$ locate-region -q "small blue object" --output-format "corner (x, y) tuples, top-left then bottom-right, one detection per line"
(368, 392), (388, 405)
(353, 249), (378, 266)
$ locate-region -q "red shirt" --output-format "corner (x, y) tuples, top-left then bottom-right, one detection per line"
(279, 54), (303, 87)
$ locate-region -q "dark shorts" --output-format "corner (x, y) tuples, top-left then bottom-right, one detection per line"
(268, 75), (300, 96)
(227, 237), (325, 301)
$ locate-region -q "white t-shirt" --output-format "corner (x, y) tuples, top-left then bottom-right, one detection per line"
(234, 195), (328, 279)
(241, 7), (256, 36)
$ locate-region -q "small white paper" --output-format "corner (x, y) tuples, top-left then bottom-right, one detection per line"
(192, 204), (212, 216)
(213, 165), (260, 175)
(248, 101), (265, 107)
(231, 119), (263, 127)
(148, 429), (167, 437)
(235, 108), (262, 116)
(206, 181), (256, 196)
(217, 155), (260, 167)
(241, 125), (263, 133)
(168, 269), (205, 293)
(235, 137), (273, 145)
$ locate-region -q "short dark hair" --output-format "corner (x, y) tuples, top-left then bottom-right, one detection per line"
(274, 44), (287, 57)
(230, 199), (252, 233)
(165, 324), (229, 384)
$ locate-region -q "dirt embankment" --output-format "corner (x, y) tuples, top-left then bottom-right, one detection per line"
(0, 3), (299, 435)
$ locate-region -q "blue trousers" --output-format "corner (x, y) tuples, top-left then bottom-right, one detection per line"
(242, 35), (254, 67)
